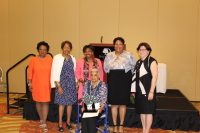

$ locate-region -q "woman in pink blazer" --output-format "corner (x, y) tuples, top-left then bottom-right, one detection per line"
(76, 44), (104, 100)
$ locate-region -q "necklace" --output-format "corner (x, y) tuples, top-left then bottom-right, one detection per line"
(91, 80), (100, 89)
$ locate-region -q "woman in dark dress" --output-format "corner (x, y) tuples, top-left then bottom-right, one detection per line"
(131, 42), (158, 133)
(104, 37), (135, 133)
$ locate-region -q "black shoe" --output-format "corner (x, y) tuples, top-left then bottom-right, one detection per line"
(58, 125), (64, 132)
(66, 123), (72, 130)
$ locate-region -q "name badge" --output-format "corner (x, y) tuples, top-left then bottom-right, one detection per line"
(95, 103), (100, 110)
(87, 103), (93, 110)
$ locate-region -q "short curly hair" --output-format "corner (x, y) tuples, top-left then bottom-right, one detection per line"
(113, 37), (125, 45)
(36, 41), (49, 52)
(137, 42), (152, 54)
(82, 44), (95, 53)
(61, 40), (72, 50)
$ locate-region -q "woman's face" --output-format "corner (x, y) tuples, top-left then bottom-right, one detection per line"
(84, 48), (94, 59)
(38, 45), (48, 57)
(62, 44), (71, 55)
(91, 71), (100, 83)
(114, 40), (124, 53)
(138, 46), (149, 59)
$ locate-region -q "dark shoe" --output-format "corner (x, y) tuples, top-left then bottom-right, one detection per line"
(58, 125), (64, 132)
(66, 123), (72, 130)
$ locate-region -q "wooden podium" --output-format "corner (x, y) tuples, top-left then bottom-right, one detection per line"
(90, 43), (114, 61)
(90, 43), (114, 82)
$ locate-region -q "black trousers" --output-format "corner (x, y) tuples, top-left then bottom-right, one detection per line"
(81, 117), (97, 133)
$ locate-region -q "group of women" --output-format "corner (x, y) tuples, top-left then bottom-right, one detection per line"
(28, 37), (158, 133)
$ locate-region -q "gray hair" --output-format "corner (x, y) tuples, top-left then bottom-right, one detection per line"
(90, 67), (100, 78)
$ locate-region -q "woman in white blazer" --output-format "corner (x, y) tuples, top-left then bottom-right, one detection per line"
(51, 40), (77, 132)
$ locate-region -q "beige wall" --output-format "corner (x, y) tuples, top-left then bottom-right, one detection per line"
(0, 0), (9, 87)
(0, 0), (9, 92)
(0, 0), (200, 101)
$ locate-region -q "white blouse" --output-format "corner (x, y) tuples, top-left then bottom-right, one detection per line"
(51, 54), (76, 88)
(104, 51), (135, 73)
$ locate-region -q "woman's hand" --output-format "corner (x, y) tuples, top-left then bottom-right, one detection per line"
(78, 78), (84, 83)
(98, 107), (104, 114)
(76, 82), (79, 91)
(131, 92), (135, 97)
(28, 82), (32, 92)
(148, 92), (154, 101)
(58, 86), (63, 95)
(81, 106), (85, 113)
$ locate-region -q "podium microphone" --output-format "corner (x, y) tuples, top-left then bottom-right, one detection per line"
(100, 36), (103, 43)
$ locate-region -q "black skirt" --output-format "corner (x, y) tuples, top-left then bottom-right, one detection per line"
(107, 69), (132, 105)
(135, 93), (156, 114)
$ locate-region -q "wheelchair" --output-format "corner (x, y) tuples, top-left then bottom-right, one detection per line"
(75, 100), (109, 133)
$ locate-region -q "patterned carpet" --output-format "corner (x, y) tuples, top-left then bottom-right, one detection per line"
(0, 115), (27, 133)
(19, 121), (171, 133)
(0, 94), (199, 133)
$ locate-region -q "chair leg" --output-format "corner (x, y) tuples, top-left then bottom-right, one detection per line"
(76, 102), (81, 133)
(75, 128), (81, 133)
(97, 127), (103, 133)
(104, 128), (109, 133)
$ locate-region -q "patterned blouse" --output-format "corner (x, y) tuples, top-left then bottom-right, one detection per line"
(104, 51), (135, 73)
(82, 80), (107, 107)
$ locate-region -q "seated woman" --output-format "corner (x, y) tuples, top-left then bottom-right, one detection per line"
(81, 67), (107, 133)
